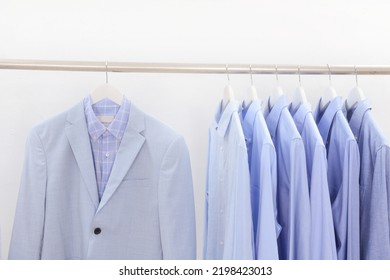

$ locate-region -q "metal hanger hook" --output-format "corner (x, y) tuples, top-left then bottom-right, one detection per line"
(249, 64), (253, 85)
(275, 65), (279, 82)
(105, 61), (109, 84)
(298, 65), (301, 86)
(355, 65), (358, 86)
(225, 64), (230, 83)
(327, 64), (332, 85)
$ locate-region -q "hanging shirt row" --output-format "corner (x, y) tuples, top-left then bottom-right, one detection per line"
(204, 94), (390, 260)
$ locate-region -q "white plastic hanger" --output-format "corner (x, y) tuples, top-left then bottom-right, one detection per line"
(346, 65), (366, 111)
(320, 64), (337, 111)
(90, 61), (123, 123)
(243, 64), (258, 108)
(222, 64), (235, 110)
(291, 65), (308, 110)
(269, 65), (284, 109)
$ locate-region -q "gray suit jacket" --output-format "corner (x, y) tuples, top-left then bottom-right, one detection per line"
(9, 101), (196, 259)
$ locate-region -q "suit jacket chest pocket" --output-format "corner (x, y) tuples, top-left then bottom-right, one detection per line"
(121, 178), (152, 188)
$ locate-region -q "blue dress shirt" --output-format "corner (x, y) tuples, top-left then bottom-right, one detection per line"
(204, 100), (254, 260)
(263, 95), (311, 260)
(84, 96), (130, 200)
(313, 96), (360, 260)
(240, 100), (280, 260)
(343, 99), (390, 259)
(290, 102), (337, 259)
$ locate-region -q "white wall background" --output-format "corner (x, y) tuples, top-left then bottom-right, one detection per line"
(1, 0), (390, 259)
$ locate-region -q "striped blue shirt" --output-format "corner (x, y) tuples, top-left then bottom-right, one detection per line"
(240, 100), (280, 260)
(343, 100), (390, 259)
(203, 100), (254, 259)
(313, 97), (360, 260)
(263, 95), (311, 260)
(290, 102), (337, 259)
(83, 96), (130, 200)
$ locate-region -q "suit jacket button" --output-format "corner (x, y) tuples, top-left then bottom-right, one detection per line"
(94, 228), (102, 235)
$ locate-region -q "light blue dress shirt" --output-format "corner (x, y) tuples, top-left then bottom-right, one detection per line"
(290, 102), (337, 260)
(204, 100), (254, 260)
(240, 100), (280, 260)
(84, 96), (130, 200)
(343, 99), (390, 259)
(313, 96), (360, 260)
(263, 95), (311, 260)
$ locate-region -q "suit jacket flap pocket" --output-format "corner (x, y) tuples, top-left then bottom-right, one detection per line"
(122, 178), (152, 188)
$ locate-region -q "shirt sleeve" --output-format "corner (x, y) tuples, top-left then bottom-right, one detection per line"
(9, 128), (47, 259)
(310, 143), (337, 259)
(289, 138), (311, 260)
(158, 136), (197, 259)
(203, 130), (211, 259)
(360, 145), (390, 259)
(256, 143), (280, 260)
(344, 140), (360, 260)
(224, 143), (254, 259)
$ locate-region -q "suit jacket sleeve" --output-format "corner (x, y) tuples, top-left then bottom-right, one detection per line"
(9, 128), (47, 259)
(158, 136), (197, 259)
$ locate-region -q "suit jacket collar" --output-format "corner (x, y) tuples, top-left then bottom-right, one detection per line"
(66, 101), (100, 209)
(65, 99), (146, 213)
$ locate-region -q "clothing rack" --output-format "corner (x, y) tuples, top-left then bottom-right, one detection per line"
(1, 59), (390, 75)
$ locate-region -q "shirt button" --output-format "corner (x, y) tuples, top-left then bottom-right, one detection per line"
(220, 241), (224, 246)
(220, 209), (223, 214)
(105, 152), (110, 158)
(94, 228), (102, 235)
(220, 146), (223, 151)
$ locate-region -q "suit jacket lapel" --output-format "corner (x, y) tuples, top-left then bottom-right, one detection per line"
(97, 104), (146, 213)
(65, 102), (99, 209)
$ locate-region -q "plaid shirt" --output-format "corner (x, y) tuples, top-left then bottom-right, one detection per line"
(84, 96), (130, 200)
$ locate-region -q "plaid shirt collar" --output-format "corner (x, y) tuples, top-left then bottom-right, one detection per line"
(84, 95), (130, 141)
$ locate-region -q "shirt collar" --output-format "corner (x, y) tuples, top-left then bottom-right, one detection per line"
(289, 102), (312, 134)
(212, 100), (239, 137)
(313, 96), (342, 144)
(263, 95), (288, 138)
(241, 99), (262, 140)
(84, 96), (130, 141)
(346, 99), (372, 139)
